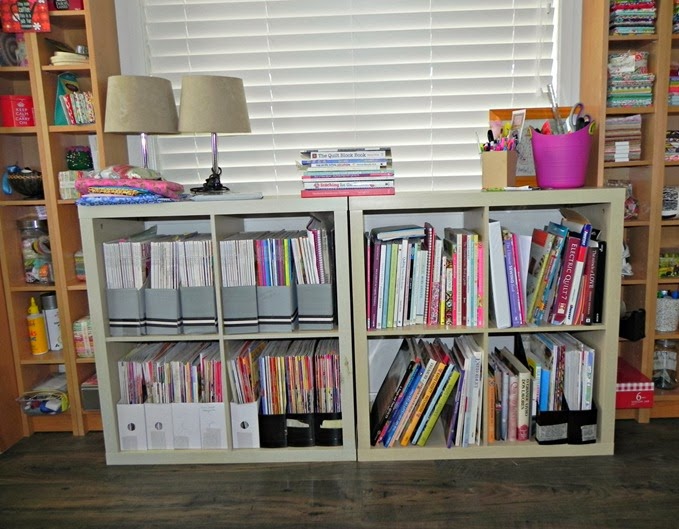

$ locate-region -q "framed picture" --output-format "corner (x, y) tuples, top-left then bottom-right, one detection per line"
(1, 0), (51, 33)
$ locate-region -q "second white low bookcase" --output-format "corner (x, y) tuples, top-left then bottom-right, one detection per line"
(348, 188), (624, 461)
(79, 196), (355, 465)
(80, 188), (624, 464)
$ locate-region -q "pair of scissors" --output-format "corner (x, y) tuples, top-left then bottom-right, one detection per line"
(568, 102), (592, 132)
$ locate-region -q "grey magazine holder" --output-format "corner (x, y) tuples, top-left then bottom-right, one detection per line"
(107, 286), (146, 336)
(145, 288), (182, 335)
(222, 285), (259, 334)
(257, 285), (298, 332)
(297, 283), (335, 331)
(180, 286), (217, 334)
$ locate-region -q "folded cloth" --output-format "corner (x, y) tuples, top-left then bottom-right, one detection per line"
(94, 164), (162, 180)
(75, 177), (185, 200)
(76, 194), (174, 206)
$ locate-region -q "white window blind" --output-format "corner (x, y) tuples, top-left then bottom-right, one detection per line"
(139, 0), (556, 194)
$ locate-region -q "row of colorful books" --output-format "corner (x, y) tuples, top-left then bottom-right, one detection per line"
(370, 336), (481, 448)
(227, 338), (342, 416)
(488, 333), (595, 444)
(489, 209), (606, 329)
(104, 215), (334, 291)
(365, 223), (482, 330)
(118, 341), (222, 405)
(298, 146), (394, 197)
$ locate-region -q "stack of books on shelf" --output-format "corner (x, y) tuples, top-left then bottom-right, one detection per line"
(371, 332), (593, 448)
(488, 210), (606, 329)
(370, 336), (472, 448)
(298, 147), (394, 197)
(219, 215), (335, 333)
(229, 338), (342, 448)
(604, 114), (642, 162)
(607, 51), (655, 108)
(666, 130), (679, 162)
(487, 333), (596, 445)
(58, 90), (95, 125)
(364, 223), (482, 330)
(669, 63), (679, 106)
(609, 0), (656, 35)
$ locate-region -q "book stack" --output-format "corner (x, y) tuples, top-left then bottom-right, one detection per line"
(609, 0), (656, 35)
(370, 336), (473, 448)
(604, 114), (642, 162)
(298, 147), (394, 198)
(488, 210), (606, 330)
(365, 223), (483, 330)
(59, 90), (95, 125)
(607, 51), (655, 107)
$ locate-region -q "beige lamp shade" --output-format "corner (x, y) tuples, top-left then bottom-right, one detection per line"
(104, 75), (178, 134)
(178, 75), (251, 134)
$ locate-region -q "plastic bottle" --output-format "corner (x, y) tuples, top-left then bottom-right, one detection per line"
(27, 297), (49, 355)
(41, 292), (62, 351)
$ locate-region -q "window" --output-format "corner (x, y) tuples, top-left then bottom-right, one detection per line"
(121, 0), (563, 194)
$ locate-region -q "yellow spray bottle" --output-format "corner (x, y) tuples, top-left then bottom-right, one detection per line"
(27, 296), (49, 355)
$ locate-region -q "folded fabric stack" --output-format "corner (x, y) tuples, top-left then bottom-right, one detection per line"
(674, 0), (679, 33)
(607, 51), (655, 107)
(609, 0), (657, 35)
(75, 164), (185, 205)
(665, 130), (679, 162)
(669, 64), (679, 106)
(605, 114), (642, 162)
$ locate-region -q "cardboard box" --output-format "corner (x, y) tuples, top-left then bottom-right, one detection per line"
(616, 358), (654, 409)
(481, 150), (518, 189)
(0, 95), (35, 127)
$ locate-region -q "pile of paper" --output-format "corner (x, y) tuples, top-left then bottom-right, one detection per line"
(604, 114), (642, 162)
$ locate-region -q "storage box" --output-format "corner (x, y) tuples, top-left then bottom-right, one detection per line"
(481, 150), (518, 189)
(616, 358), (655, 409)
(230, 401), (259, 449)
(0, 95), (35, 127)
(80, 373), (100, 410)
(117, 402), (147, 451)
(145, 288), (182, 335)
(257, 285), (298, 332)
(297, 283), (335, 330)
(222, 286), (259, 334)
(107, 287), (146, 336)
(180, 286), (217, 334)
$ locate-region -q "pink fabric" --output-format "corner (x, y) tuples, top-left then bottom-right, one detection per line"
(75, 178), (184, 200)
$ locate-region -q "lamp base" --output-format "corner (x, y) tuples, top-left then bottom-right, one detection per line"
(190, 169), (229, 194)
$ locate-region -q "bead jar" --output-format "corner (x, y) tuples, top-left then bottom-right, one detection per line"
(653, 339), (678, 390)
(17, 218), (53, 284)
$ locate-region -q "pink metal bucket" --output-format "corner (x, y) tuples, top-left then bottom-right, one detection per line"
(530, 122), (596, 189)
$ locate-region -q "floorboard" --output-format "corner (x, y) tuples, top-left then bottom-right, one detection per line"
(1, 419), (678, 529)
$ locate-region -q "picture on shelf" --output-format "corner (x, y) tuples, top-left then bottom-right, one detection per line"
(1, 0), (51, 33)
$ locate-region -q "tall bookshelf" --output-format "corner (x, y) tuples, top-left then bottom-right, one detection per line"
(580, 0), (679, 420)
(349, 189), (624, 461)
(78, 197), (356, 465)
(0, 0), (128, 436)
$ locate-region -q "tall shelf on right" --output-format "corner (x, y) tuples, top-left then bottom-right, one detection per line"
(580, 0), (679, 421)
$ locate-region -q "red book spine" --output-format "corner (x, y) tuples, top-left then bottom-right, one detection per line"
(300, 188), (395, 197)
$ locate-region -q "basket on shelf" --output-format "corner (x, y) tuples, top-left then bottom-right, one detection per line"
(7, 168), (44, 198)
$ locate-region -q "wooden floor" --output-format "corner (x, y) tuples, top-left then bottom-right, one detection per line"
(1, 418), (678, 529)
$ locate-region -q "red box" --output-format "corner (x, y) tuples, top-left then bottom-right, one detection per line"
(0, 95), (35, 127)
(616, 358), (655, 409)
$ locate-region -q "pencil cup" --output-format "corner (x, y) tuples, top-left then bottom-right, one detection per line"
(655, 298), (679, 332)
(481, 150), (518, 189)
(530, 122), (595, 189)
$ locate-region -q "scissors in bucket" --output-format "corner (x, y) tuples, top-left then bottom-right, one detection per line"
(568, 102), (592, 132)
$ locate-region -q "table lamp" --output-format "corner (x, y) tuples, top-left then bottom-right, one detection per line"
(178, 75), (251, 194)
(104, 75), (178, 168)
